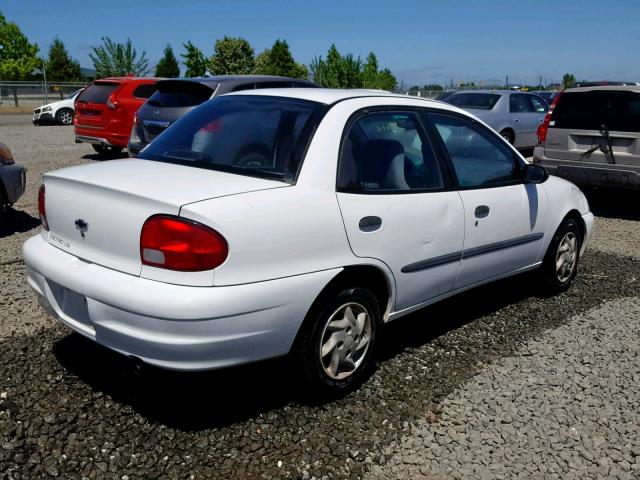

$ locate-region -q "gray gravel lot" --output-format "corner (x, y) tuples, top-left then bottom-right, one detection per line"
(1, 114), (639, 479)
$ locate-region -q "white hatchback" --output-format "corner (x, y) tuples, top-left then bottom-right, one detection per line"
(24, 89), (593, 394)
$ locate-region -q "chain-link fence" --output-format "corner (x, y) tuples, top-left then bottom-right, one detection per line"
(0, 81), (89, 109)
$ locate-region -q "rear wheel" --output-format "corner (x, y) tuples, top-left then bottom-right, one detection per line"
(294, 287), (379, 396)
(55, 108), (74, 126)
(92, 144), (123, 158)
(500, 129), (514, 144)
(539, 218), (581, 295)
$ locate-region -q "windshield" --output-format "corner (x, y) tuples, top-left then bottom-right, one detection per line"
(551, 90), (640, 132)
(447, 93), (501, 110)
(66, 88), (83, 100)
(138, 95), (325, 182)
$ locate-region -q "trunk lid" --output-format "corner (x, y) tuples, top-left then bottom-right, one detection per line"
(43, 159), (286, 275)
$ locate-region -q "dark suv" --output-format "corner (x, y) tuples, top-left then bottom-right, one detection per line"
(128, 75), (317, 155)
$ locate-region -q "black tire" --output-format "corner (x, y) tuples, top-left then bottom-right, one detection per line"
(539, 218), (581, 295)
(55, 108), (74, 126)
(500, 129), (514, 144)
(92, 144), (123, 158)
(293, 286), (380, 397)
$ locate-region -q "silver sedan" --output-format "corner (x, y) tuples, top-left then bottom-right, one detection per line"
(0, 143), (26, 210)
(444, 91), (549, 149)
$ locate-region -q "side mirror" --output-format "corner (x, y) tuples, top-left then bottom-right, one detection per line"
(523, 163), (548, 184)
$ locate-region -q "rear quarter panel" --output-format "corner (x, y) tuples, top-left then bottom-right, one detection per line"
(180, 186), (356, 286)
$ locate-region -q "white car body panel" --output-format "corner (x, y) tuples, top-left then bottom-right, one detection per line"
(23, 89), (593, 371)
(33, 90), (80, 123)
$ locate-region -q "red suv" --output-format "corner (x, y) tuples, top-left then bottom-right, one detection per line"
(74, 77), (159, 157)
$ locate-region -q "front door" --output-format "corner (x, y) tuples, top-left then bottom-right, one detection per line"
(336, 109), (464, 312)
(426, 111), (548, 288)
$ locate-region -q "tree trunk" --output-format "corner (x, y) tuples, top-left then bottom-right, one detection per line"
(12, 87), (18, 107)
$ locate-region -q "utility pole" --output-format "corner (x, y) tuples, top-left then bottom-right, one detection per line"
(505, 75), (509, 89)
(42, 60), (48, 104)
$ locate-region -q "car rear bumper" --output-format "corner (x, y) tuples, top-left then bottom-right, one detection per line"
(23, 235), (340, 371)
(74, 126), (129, 149)
(1, 164), (26, 204)
(534, 149), (640, 189)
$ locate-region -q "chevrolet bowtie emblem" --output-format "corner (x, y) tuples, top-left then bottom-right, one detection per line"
(75, 219), (89, 239)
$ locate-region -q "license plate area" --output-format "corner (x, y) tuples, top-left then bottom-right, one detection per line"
(47, 280), (91, 327)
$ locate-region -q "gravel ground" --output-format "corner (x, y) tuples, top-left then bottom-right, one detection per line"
(367, 297), (640, 480)
(1, 114), (639, 479)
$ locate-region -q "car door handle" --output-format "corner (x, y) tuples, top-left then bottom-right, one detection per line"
(359, 216), (382, 232)
(474, 205), (490, 218)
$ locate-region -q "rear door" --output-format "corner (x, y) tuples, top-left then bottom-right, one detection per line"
(544, 90), (640, 167)
(74, 81), (121, 129)
(427, 111), (548, 288)
(336, 109), (464, 312)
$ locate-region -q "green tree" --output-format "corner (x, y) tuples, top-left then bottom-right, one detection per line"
(155, 44), (180, 78)
(310, 44), (362, 88)
(562, 73), (576, 89)
(209, 36), (254, 75)
(362, 52), (379, 88)
(89, 37), (149, 78)
(0, 12), (40, 106)
(253, 39), (307, 79)
(181, 41), (207, 77)
(46, 37), (83, 82)
(423, 84), (443, 91)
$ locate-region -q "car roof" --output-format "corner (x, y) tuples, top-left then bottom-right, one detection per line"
(96, 77), (161, 83)
(158, 75), (317, 87)
(226, 87), (468, 110)
(565, 85), (640, 93)
(448, 90), (543, 95)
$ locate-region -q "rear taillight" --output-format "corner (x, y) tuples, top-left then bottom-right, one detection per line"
(130, 114), (141, 144)
(106, 94), (119, 110)
(140, 215), (228, 271)
(537, 91), (564, 143)
(38, 184), (49, 231)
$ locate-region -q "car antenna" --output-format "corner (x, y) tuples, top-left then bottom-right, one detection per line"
(599, 124), (616, 164)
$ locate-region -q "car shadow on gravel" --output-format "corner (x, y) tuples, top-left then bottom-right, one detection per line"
(582, 187), (640, 221)
(81, 152), (129, 161)
(51, 271), (538, 432)
(0, 208), (40, 238)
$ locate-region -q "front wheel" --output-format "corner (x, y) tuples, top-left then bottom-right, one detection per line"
(539, 218), (581, 295)
(294, 287), (380, 396)
(92, 144), (123, 158)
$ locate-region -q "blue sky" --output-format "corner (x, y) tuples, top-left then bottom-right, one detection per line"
(4, 0), (639, 86)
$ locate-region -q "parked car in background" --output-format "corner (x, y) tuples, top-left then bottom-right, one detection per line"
(444, 90), (549, 148)
(74, 77), (159, 157)
(0, 143), (26, 210)
(33, 88), (84, 126)
(434, 91), (456, 101)
(25, 89), (592, 395)
(533, 91), (558, 105)
(128, 75), (317, 155)
(534, 86), (640, 189)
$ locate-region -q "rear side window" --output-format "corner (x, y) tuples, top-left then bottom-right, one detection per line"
(337, 111), (443, 192)
(447, 93), (501, 110)
(147, 82), (215, 107)
(76, 82), (119, 104)
(429, 113), (521, 188)
(551, 90), (640, 132)
(133, 83), (158, 99)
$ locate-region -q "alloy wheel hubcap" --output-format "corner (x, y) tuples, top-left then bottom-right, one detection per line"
(60, 112), (72, 124)
(555, 232), (577, 283)
(319, 302), (372, 380)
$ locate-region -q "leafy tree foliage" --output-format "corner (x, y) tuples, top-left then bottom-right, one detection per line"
(253, 39), (307, 79)
(562, 73), (576, 89)
(0, 12), (40, 105)
(311, 45), (396, 90)
(209, 36), (254, 75)
(46, 37), (82, 82)
(181, 41), (207, 77)
(423, 84), (443, 91)
(155, 44), (180, 78)
(89, 37), (149, 78)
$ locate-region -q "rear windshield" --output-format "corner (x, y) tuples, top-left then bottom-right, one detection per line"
(551, 90), (640, 132)
(76, 82), (120, 104)
(447, 93), (501, 110)
(138, 95), (325, 182)
(147, 81), (216, 108)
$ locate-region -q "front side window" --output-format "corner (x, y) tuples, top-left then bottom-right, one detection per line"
(138, 95), (323, 182)
(529, 95), (548, 112)
(429, 113), (522, 188)
(337, 111), (443, 192)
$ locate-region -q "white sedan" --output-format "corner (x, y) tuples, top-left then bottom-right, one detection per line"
(24, 89), (593, 394)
